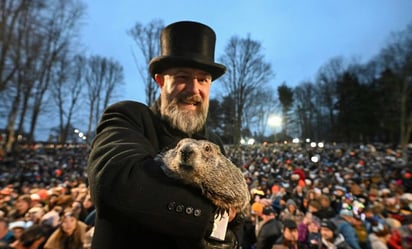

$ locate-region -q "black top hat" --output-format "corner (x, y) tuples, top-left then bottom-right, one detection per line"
(149, 21), (226, 81)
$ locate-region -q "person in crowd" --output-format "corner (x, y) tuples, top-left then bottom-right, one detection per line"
(71, 200), (87, 223)
(319, 219), (353, 249)
(81, 193), (95, 224)
(255, 206), (282, 249)
(40, 206), (62, 230)
(331, 186), (346, 214)
(387, 214), (412, 249)
(240, 211), (257, 249)
(317, 194), (337, 219)
(0, 218), (14, 244)
(306, 199), (322, 219)
(298, 213), (321, 249)
(383, 196), (403, 223)
(8, 221), (27, 242)
(24, 207), (45, 227)
(290, 185), (305, 211)
(43, 208), (87, 249)
(400, 193), (412, 217)
(272, 218), (307, 249)
(271, 183), (286, 215)
(0, 241), (12, 249)
(83, 226), (94, 249)
(331, 209), (362, 249)
(8, 195), (32, 221)
(351, 214), (370, 249)
(43, 192), (60, 213)
(365, 189), (380, 209)
(363, 205), (386, 233)
(368, 222), (391, 249)
(11, 224), (49, 249)
(86, 20), (244, 249)
(297, 212), (311, 243)
(279, 199), (304, 224)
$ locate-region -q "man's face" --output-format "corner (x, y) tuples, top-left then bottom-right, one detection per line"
(156, 67), (212, 135)
(283, 227), (298, 243)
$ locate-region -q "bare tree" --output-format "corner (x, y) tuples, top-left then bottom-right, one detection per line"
(50, 54), (86, 143)
(1, 0), (85, 151)
(219, 34), (274, 144)
(84, 55), (124, 142)
(2, 0), (38, 152)
(25, 0), (85, 144)
(127, 19), (163, 106)
(0, 0), (30, 92)
(244, 88), (277, 139)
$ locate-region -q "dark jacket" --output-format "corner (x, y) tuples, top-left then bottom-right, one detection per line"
(331, 216), (361, 249)
(255, 218), (282, 249)
(272, 236), (309, 249)
(87, 100), (232, 249)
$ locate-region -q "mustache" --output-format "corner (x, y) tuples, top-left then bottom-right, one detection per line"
(178, 94), (202, 103)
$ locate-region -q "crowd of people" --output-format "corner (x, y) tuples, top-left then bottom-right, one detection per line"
(1, 19), (412, 249)
(0, 144), (93, 249)
(225, 142), (412, 249)
(0, 141), (411, 248)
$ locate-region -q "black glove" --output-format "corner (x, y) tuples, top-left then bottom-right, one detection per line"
(203, 228), (239, 249)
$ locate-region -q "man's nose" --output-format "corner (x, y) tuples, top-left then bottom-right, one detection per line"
(185, 78), (201, 93)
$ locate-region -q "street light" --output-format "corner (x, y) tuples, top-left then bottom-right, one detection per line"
(73, 128), (86, 143)
(268, 115), (282, 143)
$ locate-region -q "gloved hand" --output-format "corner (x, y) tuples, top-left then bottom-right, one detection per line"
(203, 228), (239, 249)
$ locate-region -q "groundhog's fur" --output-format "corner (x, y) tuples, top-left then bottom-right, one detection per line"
(158, 138), (250, 215)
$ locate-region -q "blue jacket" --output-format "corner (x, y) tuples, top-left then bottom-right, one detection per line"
(331, 216), (361, 249)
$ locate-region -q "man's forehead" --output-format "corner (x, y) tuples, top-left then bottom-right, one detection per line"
(163, 67), (211, 76)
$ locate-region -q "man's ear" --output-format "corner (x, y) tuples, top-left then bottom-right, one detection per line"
(154, 74), (164, 88)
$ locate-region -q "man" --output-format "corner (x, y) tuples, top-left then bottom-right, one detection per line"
(331, 209), (362, 249)
(331, 186), (346, 214)
(388, 215), (412, 249)
(319, 219), (352, 249)
(87, 21), (242, 249)
(255, 206), (282, 249)
(0, 218), (15, 244)
(272, 219), (307, 249)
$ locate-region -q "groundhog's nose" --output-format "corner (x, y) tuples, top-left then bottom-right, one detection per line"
(180, 146), (193, 162)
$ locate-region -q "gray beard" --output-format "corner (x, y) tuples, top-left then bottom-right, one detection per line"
(161, 97), (208, 136)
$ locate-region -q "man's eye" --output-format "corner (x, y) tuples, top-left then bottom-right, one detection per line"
(175, 73), (190, 80)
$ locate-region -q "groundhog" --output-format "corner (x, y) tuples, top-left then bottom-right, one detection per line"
(157, 138), (250, 216)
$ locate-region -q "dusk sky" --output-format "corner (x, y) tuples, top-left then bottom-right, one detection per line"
(81, 1), (412, 103)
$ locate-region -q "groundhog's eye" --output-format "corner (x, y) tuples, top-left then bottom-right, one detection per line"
(204, 145), (211, 152)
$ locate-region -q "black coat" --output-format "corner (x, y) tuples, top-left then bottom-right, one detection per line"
(255, 218), (282, 249)
(87, 100), (228, 249)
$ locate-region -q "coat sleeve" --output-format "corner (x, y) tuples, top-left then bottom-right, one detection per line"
(338, 222), (362, 249)
(87, 101), (215, 240)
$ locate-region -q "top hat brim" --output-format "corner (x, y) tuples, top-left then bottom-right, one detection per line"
(149, 56), (226, 81)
